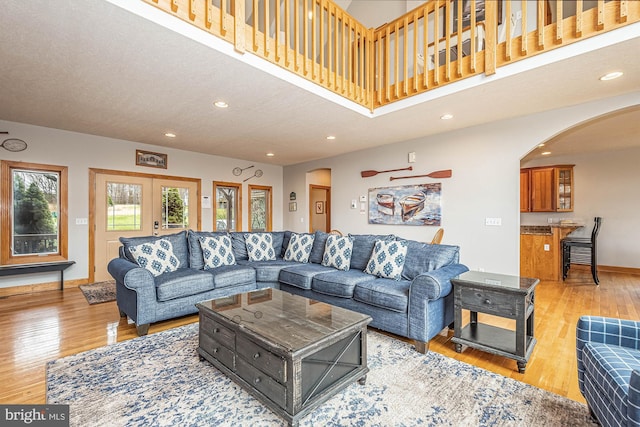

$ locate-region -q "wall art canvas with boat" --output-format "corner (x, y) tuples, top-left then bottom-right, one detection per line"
(368, 183), (441, 226)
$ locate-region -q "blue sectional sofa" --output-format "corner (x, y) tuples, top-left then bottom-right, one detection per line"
(107, 229), (468, 352)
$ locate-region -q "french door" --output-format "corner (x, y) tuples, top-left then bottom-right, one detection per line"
(92, 170), (200, 282)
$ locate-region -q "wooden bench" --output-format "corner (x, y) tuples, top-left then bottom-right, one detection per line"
(0, 261), (75, 290)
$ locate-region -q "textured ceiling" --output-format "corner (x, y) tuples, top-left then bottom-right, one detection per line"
(1, 1), (639, 165)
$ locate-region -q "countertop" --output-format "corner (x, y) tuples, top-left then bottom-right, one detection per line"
(521, 224), (583, 235)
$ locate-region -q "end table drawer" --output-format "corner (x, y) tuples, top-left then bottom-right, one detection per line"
(200, 314), (235, 348)
(236, 357), (287, 409)
(460, 287), (517, 317)
(237, 335), (286, 383)
(199, 333), (235, 371)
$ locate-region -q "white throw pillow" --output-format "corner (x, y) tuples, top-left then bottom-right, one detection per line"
(128, 238), (180, 277)
(244, 233), (276, 261)
(321, 235), (354, 271)
(364, 239), (408, 280)
(284, 233), (315, 263)
(199, 235), (236, 269)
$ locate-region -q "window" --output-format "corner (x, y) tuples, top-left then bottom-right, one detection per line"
(106, 182), (142, 231)
(161, 185), (190, 229)
(213, 181), (242, 231)
(248, 185), (272, 232)
(1, 161), (68, 265)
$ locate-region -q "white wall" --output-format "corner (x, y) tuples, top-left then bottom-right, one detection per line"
(283, 92), (640, 275)
(521, 147), (640, 268)
(0, 120), (283, 289)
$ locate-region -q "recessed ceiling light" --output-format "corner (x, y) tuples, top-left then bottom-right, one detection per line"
(214, 101), (229, 108)
(164, 132), (176, 138)
(440, 114), (454, 120)
(599, 71), (623, 81)
(541, 151), (551, 155)
(266, 152), (275, 157)
(326, 135), (336, 140)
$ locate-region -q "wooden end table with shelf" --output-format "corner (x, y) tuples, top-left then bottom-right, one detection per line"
(451, 271), (539, 373)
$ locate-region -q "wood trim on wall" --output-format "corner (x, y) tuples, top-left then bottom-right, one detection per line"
(309, 184), (331, 233)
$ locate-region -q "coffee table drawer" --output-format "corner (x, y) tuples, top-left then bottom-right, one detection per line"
(200, 313), (235, 348)
(200, 333), (235, 371)
(237, 357), (287, 409)
(236, 335), (286, 383)
(460, 287), (517, 317)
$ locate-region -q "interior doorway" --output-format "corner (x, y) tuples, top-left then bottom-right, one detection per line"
(309, 185), (331, 233)
(90, 169), (201, 283)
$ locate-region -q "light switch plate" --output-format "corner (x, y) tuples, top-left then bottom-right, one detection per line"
(485, 217), (502, 226)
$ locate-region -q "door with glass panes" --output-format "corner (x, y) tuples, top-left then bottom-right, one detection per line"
(94, 173), (199, 281)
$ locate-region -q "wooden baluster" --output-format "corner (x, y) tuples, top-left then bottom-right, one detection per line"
(284, 0), (290, 66)
(413, 12), (418, 93)
(576, 0), (583, 37)
(220, 0), (227, 35)
(556, 0), (563, 43)
(597, 0), (605, 29)
(350, 18), (355, 99)
(394, 21), (400, 98)
(368, 29), (374, 109)
(360, 28), (365, 102)
(470, 0), (476, 73)
(385, 25), (391, 100)
(484, 0), (497, 75)
(312, 0), (317, 79)
(423, 5), (429, 89)
(327, 3), (333, 89)
(333, 8), (338, 91)
(505, 0), (512, 60)
(620, 0), (628, 23)
(376, 31), (382, 106)
(342, 14), (347, 94)
(235, 0), (246, 53)
(445, 0), (451, 82)
(457, 0), (463, 77)
(294, 0), (299, 71)
(253, 0), (259, 51)
(206, 0), (213, 29)
(320, 0), (325, 83)
(537, 0), (545, 48)
(433, 1), (439, 85)
(304, 0), (309, 75)
(403, 16), (409, 95)
(521, 0), (528, 54)
(171, 0), (178, 13)
(275, 0), (281, 62)
(189, 0), (196, 21)
(264, 0), (270, 57)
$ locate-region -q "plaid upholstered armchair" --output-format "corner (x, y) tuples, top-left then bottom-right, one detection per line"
(577, 316), (640, 426)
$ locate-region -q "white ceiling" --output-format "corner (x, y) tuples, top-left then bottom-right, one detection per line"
(1, 0), (639, 166)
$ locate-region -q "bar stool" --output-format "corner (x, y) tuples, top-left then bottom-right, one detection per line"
(562, 217), (601, 285)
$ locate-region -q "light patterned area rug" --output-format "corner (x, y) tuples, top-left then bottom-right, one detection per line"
(78, 280), (116, 305)
(46, 324), (596, 426)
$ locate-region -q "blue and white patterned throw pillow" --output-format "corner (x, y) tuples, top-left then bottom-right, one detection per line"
(244, 233), (276, 262)
(364, 239), (408, 280)
(199, 235), (236, 269)
(128, 239), (180, 277)
(321, 235), (354, 271)
(284, 233), (315, 263)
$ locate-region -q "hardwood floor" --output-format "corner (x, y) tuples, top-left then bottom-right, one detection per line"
(1, 267), (638, 405)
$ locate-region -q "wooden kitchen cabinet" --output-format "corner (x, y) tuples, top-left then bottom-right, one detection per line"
(520, 165), (574, 213)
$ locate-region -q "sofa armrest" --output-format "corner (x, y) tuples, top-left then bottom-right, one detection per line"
(410, 263), (470, 300)
(107, 258), (155, 291)
(630, 370), (640, 425)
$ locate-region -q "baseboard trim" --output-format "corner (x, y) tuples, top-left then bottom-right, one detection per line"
(0, 278), (88, 297)
(571, 263), (640, 275)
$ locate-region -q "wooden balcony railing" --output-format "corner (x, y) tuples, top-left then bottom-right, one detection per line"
(144, 0), (639, 111)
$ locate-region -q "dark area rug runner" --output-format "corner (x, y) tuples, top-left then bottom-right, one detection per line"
(47, 324), (596, 426)
(79, 280), (116, 305)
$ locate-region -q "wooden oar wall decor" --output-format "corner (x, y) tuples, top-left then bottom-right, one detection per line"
(360, 166), (412, 178)
(389, 169), (452, 181)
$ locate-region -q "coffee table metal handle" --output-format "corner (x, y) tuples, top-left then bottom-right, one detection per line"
(254, 377), (261, 384)
(213, 327), (219, 333)
(212, 348), (219, 354)
(253, 352), (261, 359)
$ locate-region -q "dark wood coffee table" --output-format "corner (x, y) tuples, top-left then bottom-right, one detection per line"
(196, 288), (371, 427)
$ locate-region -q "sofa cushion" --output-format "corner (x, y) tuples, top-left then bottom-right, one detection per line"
(271, 231), (286, 258)
(237, 258), (300, 282)
(229, 232), (249, 261)
(245, 233), (277, 261)
(128, 239), (180, 277)
(188, 230), (228, 269)
(279, 263), (335, 290)
(311, 270), (372, 298)
(284, 232), (315, 263)
(309, 231), (330, 264)
(120, 230), (189, 267)
(364, 239), (408, 280)
(322, 235), (354, 271)
(204, 264), (256, 289)
(401, 241), (460, 280)
(353, 278), (410, 313)
(280, 231), (293, 257)
(199, 235), (236, 269)
(582, 342), (640, 420)
(348, 234), (395, 271)
(155, 269), (214, 302)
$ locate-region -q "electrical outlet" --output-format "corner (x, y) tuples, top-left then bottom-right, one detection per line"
(544, 244), (550, 251)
